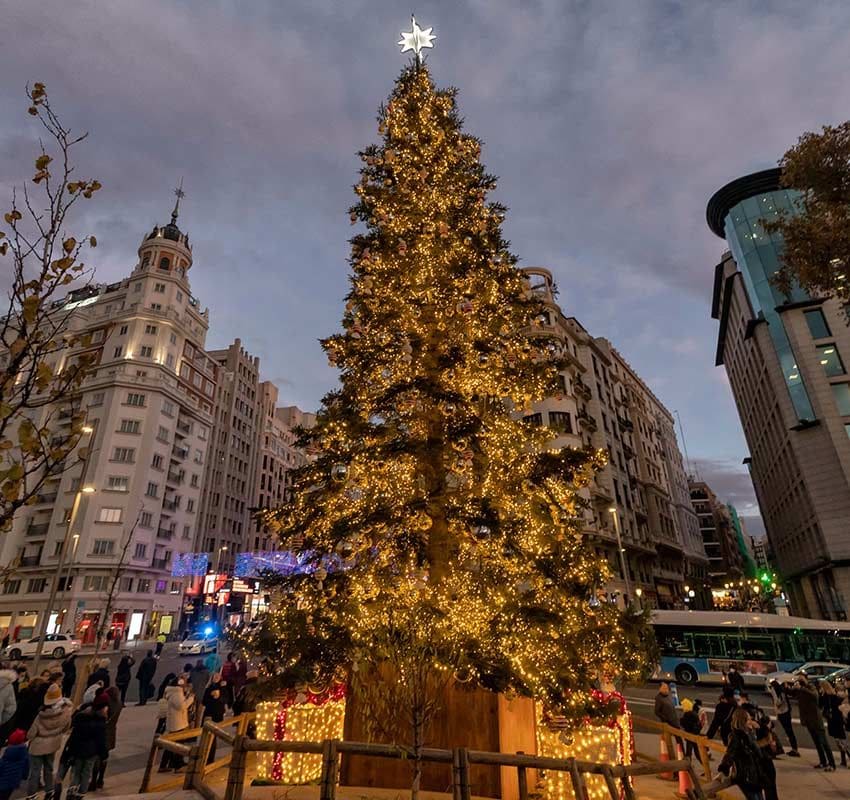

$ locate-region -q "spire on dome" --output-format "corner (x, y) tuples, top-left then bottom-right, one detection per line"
(171, 177), (185, 226)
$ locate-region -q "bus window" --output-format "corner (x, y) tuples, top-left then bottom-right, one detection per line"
(801, 635), (828, 661)
(823, 634), (850, 662)
(724, 635), (744, 660)
(656, 628), (695, 657)
(774, 635), (800, 662)
(692, 633), (726, 658)
(740, 636), (777, 660)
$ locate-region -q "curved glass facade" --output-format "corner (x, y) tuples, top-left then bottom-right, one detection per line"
(723, 188), (816, 423)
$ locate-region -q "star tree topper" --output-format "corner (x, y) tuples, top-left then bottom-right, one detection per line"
(398, 15), (435, 61)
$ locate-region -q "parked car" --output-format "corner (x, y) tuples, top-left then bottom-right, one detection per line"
(178, 631), (218, 656)
(3, 633), (81, 661)
(765, 660), (849, 688)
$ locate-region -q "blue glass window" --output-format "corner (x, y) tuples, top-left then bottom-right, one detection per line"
(818, 345), (846, 377)
(805, 309), (831, 340)
(832, 383), (850, 416)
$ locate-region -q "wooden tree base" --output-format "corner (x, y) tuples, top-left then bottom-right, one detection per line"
(340, 681), (536, 799)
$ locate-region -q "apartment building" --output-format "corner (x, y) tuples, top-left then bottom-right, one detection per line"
(523, 268), (710, 609)
(0, 203), (215, 643)
(688, 479), (746, 587)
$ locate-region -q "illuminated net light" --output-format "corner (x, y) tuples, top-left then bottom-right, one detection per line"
(535, 692), (632, 800)
(254, 684), (347, 784)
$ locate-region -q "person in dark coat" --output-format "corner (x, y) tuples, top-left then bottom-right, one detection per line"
(86, 659), (110, 690)
(725, 665), (746, 693)
(12, 678), (47, 735)
(788, 677), (835, 770)
(189, 661), (210, 727)
(135, 652), (157, 706)
(0, 728), (29, 800)
(820, 680), (849, 767)
(88, 687), (121, 792)
(114, 655), (134, 706)
(718, 709), (768, 800)
(56, 697), (109, 800)
(61, 655), (77, 699)
(201, 682), (226, 763)
(706, 690), (736, 745)
(680, 699), (703, 759)
(653, 682), (680, 728)
(233, 670), (259, 738)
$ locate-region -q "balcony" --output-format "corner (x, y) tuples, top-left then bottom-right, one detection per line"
(623, 444), (635, 461)
(577, 410), (597, 432)
(617, 415), (634, 432)
(176, 421), (191, 436)
(574, 378), (592, 400)
(26, 522), (49, 537)
(171, 445), (189, 461)
(33, 492), (58, 506)
(19, 555), (41, 567)
(157, 528), (174, 541)
(162, 497), (180, 512)
(151, 558), (169, 570)
(166, 470), (184, 485)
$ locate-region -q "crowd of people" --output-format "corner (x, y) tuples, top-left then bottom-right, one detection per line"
(655, 665), (850, 799)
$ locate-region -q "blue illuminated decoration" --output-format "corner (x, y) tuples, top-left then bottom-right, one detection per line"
(172, 552), (209, 577)
(233, 550), (352, 578)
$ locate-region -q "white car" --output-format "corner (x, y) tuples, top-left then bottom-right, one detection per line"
(3, 634), (81, 661)
(765, 660), (849, 687)
(178, 632), (218, 656)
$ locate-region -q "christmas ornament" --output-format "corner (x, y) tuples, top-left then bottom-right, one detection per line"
(398, 16), (436, 58)
(331, 464), (348, 482)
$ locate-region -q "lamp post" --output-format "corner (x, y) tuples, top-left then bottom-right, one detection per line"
(33, 425), (95, 674)
(635, 587), (643, 611)
(608, 507), (631, 605)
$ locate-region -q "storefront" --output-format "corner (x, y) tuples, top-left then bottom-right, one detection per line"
(76, 611), (100, 645)
(12, 611), (37, 642)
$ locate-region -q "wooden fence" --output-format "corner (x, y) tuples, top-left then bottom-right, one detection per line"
(141, 713), (715, 800)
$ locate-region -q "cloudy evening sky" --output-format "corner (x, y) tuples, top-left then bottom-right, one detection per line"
(4, 1), (849, 535)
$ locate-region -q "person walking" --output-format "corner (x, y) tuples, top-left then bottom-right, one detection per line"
(680, 698), (703, 759)
(706, 690), (736, 746)
(189, 660), (210, 727)
(56, 696), (109, 800)
(0, 729), (30, 800)
(88, 686), (121, 792)
(789, 677), (835, 770)
(154, 633), (166, 658)
(725, 665), (746, 693)
(114, 655), (134, 706)
(159, 677), (193, 772)
(135, 651), (157, 706)
(201, 680), (226, 763)
(0, 670), (17, 732)
(820, 680), (849, 768)
(767, 679), (799, 757)
(220, 654), (237, 709)
(61, 656), (76, 700)
(718, 708), (768, 800)
(25, 683), (73, 800)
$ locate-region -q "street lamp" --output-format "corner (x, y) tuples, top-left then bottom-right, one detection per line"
(608, 507), (631, 604)
(634, 586), (643, 611)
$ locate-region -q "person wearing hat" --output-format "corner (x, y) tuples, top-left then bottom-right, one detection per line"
(0, 728), (29, 800)
(25, 683), (72, 800)
(56, 695), (108, 800)
(82, 681), (103, 706)
(86, 660), (110, 691)
(87, 686), (121, 792)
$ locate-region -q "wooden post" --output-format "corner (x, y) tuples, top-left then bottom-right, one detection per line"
(197, 726), (215, 780)
(685, 764), (706, 800)
(452, 747), (462, 800)
(138, 735), (160, 794)
(319, 739), (338, 800)
(458, 747), (472, 800)
(697, 741), (711, 780)
(183, 743), (201, 791)
(567, 757), (587, 800)
(621, 771), (637, 800)
(517, 751), (529, 800)
(224, 735), (248, 800)
(599, 765), (619, 800)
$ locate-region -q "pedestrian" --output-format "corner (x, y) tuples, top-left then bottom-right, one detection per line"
(718, 708), (768, 800)
(61, 656), (76, 699)
(788, 676), (835, 770)
(88, 686), (121, 792)
(13, 678), (47, 735)
(0, 729), (29, 800)
(220, 654), (237, 709)
(201, 680), (226, 762)
(155, 633), (166, 658)
(25, 683), (73, 800)
(158, 677), (193, 772)
(653, 682), (680, 728)
(706, 689), (736, 746)
(86, 659), (110, 690)
(820, 680), (849, 768)
(0, 670), (17, 731)
(725, 664), (746, 693)
(233, 670), (258, 738)
(189, 661), (210, 727)
(56, 695), (109, 800)
(82, 681), (103, 706)
(680, 698), (703, 759)
(1, 635), (8, 652)
(115, 655), (134, 706)
(135, 651), (157, 706)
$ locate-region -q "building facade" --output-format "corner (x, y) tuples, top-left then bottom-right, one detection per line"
(523, 268), (710, 609)
(688, 479), (746, 589)
(0, 205), (216, 643)
(707, 169), (850, 619)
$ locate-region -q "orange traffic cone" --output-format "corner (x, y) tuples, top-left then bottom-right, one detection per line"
(676, 743), (693, 797)
(658, 735), (673, 781)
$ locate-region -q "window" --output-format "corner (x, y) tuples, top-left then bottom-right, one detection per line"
(805, 309), (831, 340)
(150, 303), (162, 312)
(166, 353), (174, 368)
(157, 426), (169, 442)
(158, 257), (170, 271)
(170, 333), (177, 346)
(832, 384), (850, 416)
(522, 413), (543, 427)
(176, 291), (183, 302)
(119, 419), (140, 434)
(197, 425), (207, 441)
(106, 476), (129, 492)
(162, 400), (174, 417)
(194, 450), (204, 464)
(140, 346), (153, 358)
(137, 579), (151, 593)
(139, 511), (153, 528)
(112, 447), (135, 463)
(190, 474), (199, 488)
(170, 581), (181, 593)
(119, 325), (128, 336)
(83, 576), (109, 592)
(141, 255), (150, 268)
(113, 346), (123, 358)
(154, 580), (167, 593)
(27, 578), (47, 593)
(151, 453), (164, 470)
(187, 499), (195, 513)
(154, 282), (166, 293)
(126, 392), (146, 407)
(145, 324), (158, 335)
(548, 411), (573, 434)
(88, 392), (104, 407)
(2, 580), (20, 595)
(98, 507), (123, 523)
(93, 539), (115, 556)
(134, 543), (147, 559)
(120, 577), (134, 592)
(183, 524), (191, 540)
(817, 344), (846, 377)
(134, 282), (142, 292)
(145, 481), (159, 498)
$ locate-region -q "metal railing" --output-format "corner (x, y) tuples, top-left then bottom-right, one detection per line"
(141, 714), (713, 800)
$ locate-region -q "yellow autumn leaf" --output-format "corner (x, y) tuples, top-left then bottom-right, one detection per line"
(22, 295), (39, 325)
(89, 236), (97, 248)
(62, 238), (76, 253)
(35, 155), (51, 171)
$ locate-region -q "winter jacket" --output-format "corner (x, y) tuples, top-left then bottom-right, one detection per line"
(164, 686), (192, 733)
(13, 682), (46, 732)
(821, 694), (846, 739)
(0, 671), (17, 725)
(767, 682), (790, 716)
(233, 680), (258, 716)
(0, 743), (29, 791)
(201, 684), (226, 723)
(706, 700), (734, 742)
(189, 666), (210, 700)
(654, 692), (679, 728)
(87, 667), (110, 689)
(718, 729), (767, 793)
(105, 691), (122, 751)
(680, 709), (702, 736)
(27, 699), (73, 756)
(725, 670), (745, 692)
(115, 657), (134, 688)
(65, 705), (108, 762)
(136, 656), (157, 684)
(790, 684), (824, 729)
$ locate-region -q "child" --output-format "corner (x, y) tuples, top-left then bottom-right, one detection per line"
(0, 729), (30, 800)
(680, 698), (703, 759)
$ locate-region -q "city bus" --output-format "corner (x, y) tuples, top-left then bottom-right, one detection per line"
(652, 609), (850, 685)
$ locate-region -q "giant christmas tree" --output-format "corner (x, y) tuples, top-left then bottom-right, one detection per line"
(246, 21), (650, 777)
